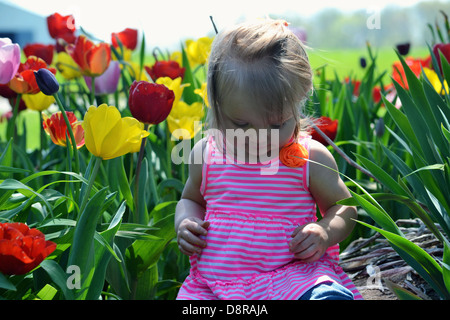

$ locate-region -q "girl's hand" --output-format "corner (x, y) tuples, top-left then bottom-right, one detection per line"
(177, 217), (210, 256)
(289, 222), (330, 263)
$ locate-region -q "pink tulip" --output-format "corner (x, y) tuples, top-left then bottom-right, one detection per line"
(0, 38), (21, 84)
(84, 60), (120, 95)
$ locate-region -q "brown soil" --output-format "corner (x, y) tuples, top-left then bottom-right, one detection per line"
(339, 219), (444, 300)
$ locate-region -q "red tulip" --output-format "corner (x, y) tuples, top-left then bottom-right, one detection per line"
(145, 60), (185, 81)
(128, 80), (175, 125)
(392, 56), (431, 89)
(8, 56), (57, 94)
(67, 35), (111, 77)
(0, 222), (56, 275)
(47, 12), (76, 44)
(344, 77), (361, 97)
(433, 43), (450, 75)
(311, 116), (338, 146)
(111, 28), (138, 50)
(23, 43), (55, 65)
(372, 86), (381, 104)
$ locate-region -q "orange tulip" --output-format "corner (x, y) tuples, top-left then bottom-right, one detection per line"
(279, 142), (308, 168)
(392, 56), (431, 89)
(67, 35), (111, 77)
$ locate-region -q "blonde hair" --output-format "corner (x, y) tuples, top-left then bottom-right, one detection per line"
(206, 18), (313, 139)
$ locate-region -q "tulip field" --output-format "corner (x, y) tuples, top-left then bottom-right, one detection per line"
(0, 9), (450, 301)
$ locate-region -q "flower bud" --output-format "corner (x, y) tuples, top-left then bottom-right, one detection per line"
(34, 68), (59, 95)
(374, 118), (385, 137)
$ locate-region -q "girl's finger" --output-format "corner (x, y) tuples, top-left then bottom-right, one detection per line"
(293, 244), (317, 260)
(178, 238), (203, 256)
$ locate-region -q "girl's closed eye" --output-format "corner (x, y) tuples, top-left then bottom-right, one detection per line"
(232, 121), (249, 128)
(270, 121), (288, 129)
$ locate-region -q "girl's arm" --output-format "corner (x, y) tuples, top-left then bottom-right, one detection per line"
(289, 139), (357, 262)
(175, 138), (210, 256)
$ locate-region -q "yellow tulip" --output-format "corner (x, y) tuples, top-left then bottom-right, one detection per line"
(185, 37), (213, 65)
(125, 61), (148, 81)
(170, 51), (183, 66)
(113, 46), (133, 62)
(167, 101), (204, 139)
(156, 76), (189, 108)
(82, 104), (149, 160)
(55, 51), (81, 80)
(22, 92), (55, 111)
(194, 82), (209, 108)
(423, 67), (449, 95)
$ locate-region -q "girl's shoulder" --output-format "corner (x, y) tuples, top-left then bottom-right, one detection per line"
(189, 137), (208, 166)
(307, 139), (339, 179)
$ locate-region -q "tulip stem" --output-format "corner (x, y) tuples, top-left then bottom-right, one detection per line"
(90, 77), (96, 105)
(134, 127), (147, 221)
(6, 94), (21, 142)
(166, 123), (173, 179)
(79, 156), (102, 214)
(310, 123), (380, 183)
(53, 94), (80, 175)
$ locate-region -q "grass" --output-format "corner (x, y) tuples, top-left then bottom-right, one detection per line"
(307, 46), (430, 81)
(0, 47), (433, 151)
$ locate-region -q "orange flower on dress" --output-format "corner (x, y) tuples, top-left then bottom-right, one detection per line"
(279, 141), (308, 168)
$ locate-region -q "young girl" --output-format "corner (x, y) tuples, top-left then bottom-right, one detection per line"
(175, 19), (363, 300)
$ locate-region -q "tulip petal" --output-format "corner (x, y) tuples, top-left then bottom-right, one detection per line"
(83, 104), (148, 159)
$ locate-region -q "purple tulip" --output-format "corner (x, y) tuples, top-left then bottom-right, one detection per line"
(289, 26), (307, 43)
(84, 60), (120, 95)
(0, 38), (21, 85)
(34, 68), (60, 95)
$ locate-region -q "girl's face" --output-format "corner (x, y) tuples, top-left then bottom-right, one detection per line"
(220, 88), (296, 162)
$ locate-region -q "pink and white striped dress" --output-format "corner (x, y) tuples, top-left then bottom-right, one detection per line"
(177, 134), (362, 300)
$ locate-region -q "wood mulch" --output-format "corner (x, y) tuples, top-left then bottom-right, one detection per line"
(339, 219), (444, 300)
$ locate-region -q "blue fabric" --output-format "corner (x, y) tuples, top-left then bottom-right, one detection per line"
(299, 281), (354, 300)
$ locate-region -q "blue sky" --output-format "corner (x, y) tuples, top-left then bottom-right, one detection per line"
(4, 0), (425, 49)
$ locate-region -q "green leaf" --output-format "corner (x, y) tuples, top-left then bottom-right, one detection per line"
(126, 213), (175, 276)
(443, 242), (450, 294)
(134, 157), (149, 225)
(108, 157), (134, 212)
(384, 279), (422, 300)
(443, 123), (450, 143)
(357, 220), (450, 299)
(0, 272), (16, 291)
(383, 95), (421, 155)
(0, 179), (53, 216)
(180, 43), (201, 104)
(395, 51), (449, 158)
(349, 191), (403, 236)
(132, 265), (158, 299)
(67, 187), (108, 298)
(0, 139), (13, 180)
(150, 201), (177, 223)
(36, 284), (58, 300)
(354, 154), (409, 197)
(39, 259), (75, 300)
(84, 201), (126, 300)
(403, 164), (445, 179)
(440, 50), (450, 90)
